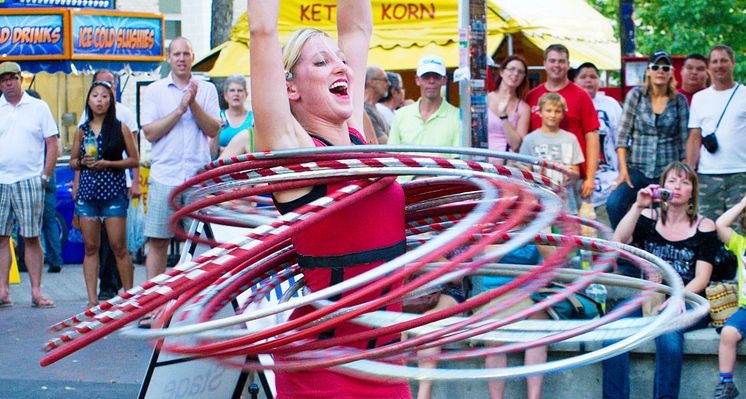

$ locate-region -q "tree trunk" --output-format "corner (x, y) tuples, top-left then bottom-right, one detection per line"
(211, 0), (233, 49)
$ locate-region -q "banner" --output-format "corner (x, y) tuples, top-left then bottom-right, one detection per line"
(0, 0), (113, 9)
(0, 12), (67, 59)
(71, 11), (164, 61)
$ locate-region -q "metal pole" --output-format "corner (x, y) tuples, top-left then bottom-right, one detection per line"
(469, 0), (488, 152)
(458, 0), (471, 149)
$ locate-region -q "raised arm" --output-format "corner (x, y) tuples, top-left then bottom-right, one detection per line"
(247, 0), (310, 152)
(716, 193), (746, 244)
(336, 0), (372, 132)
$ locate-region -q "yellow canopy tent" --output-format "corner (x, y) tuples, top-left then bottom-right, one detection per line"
(194, 0), (512, 76)
(490, 0), (620, 70)
(194, 0), (620, 77)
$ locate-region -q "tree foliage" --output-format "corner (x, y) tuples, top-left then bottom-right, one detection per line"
(587, 0), (746, 80)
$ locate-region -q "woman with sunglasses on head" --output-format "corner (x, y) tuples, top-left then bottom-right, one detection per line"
(606, 51), (690, 229)
(487, 55), (531, 163)
(248, 1), (410, 398)
(69, 81), (139, 309)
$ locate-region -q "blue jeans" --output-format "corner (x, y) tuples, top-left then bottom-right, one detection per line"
(602, 306), (710, 399)
(605, 168), (658, 229)
(41, 174), (63, 267)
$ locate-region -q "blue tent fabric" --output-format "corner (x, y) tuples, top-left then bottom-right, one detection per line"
(17, 60), (161, 74)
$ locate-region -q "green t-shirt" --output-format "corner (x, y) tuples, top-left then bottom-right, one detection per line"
(388, 98), (461, 157)
(726, 232), (746, 306)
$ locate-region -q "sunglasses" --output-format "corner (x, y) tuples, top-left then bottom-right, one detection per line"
(91, 80), (113, 89)
(648, 64), (673, 72)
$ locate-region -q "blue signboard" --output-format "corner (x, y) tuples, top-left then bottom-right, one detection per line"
(0, 13), (66, 58)
(0, 0), (113, 10)
(72, 13), (163, 60)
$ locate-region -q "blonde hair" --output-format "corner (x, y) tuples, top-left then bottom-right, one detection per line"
(538, 92), (567, 112)
(659, 161), (699, 226)
(642, 67), (678, 99)
(282, 28), (329, 80)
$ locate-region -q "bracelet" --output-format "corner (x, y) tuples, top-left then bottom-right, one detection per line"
(499, 114), (509, 120)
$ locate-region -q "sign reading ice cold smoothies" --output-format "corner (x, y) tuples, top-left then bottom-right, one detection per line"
(71, 12), (164, 61)
(0, 12), (67, 60)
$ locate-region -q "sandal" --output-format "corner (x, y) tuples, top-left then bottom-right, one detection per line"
(137, 315), (154, 329)
(32, 295), (56, 309)
(0, 296), (12, 308)
(138, 306), (166, 329)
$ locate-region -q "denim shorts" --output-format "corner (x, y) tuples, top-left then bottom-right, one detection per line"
(722, 307), (746, 336)
(75, 195), (128, 218)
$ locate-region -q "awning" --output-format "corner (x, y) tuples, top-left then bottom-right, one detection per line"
(194, 0), (620, 77)
(194, 0), (511, 77)
(490, 0), (620, 70)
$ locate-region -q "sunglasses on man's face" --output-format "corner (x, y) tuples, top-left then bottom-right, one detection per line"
(648, 64), (673, 72)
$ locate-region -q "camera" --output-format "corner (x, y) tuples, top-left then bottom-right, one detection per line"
(651, 187), (673, 201)
(702, 132), (719, 153)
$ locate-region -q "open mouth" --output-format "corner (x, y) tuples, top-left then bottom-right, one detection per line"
(329, 80), (349, 97)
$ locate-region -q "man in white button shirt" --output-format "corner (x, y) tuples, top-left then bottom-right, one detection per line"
(140, 37), (220, 296)
(0, 61), (59, 308)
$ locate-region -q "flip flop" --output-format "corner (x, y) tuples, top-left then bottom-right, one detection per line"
(137, 315), (154, 329)
(32, 295), (56, 309)
(0, 297), (12, 308)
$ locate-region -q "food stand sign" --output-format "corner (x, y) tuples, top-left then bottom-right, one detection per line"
(71, 10), (164, 61)
(0, 9), (69, 60)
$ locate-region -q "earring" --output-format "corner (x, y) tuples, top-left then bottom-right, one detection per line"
(687, 201), (695, 216)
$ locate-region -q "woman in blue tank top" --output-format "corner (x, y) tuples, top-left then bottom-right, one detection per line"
(213, 74), (254, 158)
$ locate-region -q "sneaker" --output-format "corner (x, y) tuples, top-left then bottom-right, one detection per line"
(47, 264), (61, 273)
(715, 381), (739, 399)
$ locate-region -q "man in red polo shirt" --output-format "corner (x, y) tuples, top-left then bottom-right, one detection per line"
(526, 44), (600, 199)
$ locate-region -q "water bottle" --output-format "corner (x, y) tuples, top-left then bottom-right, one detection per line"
(585, 283), (607, 313)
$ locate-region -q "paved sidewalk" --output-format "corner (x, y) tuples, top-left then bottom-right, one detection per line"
(7, 263), (148, 305)
(0, 265), (152, 399)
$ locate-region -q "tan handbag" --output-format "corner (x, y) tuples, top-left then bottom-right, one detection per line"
(706, 282), (739, 327)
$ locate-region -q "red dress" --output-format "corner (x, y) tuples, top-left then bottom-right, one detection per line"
(273, 129), (412, 399)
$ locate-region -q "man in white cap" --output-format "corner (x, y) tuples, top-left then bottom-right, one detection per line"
(388, 55), (460, 155)
(0, 61), (59, 308)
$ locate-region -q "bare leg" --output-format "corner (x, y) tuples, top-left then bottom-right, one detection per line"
(79, 217), (102, 307)
(23, 236), (46, 300)
(486, 353), (507, 399)
(416, 294), (459, 399)
(104, 217), (133, 291)
(145, 237), (169, 280)
(719, 326), (742, 374)
(0, 235), (11, 300)
(525, 346), (547, 399)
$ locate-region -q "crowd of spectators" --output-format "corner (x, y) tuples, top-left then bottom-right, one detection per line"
(0, 21), (743, 398)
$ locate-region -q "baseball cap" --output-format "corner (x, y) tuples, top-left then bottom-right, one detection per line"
(417, 55), (446, 77)
(0, 62), (21, 76)
(648, 50), (672, 65)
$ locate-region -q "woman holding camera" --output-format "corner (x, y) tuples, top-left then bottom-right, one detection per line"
(602, 161), (718, 399)
(606, 50), (689, 228)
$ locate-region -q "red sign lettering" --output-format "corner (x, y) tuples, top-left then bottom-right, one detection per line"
(300, 3), (336, 22)
(381, 2), (436, 21)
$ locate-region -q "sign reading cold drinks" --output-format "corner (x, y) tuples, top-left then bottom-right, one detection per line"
(71, 12), (163, 60)
(0, 9), (164, 62)
(0, 12), (66, 59)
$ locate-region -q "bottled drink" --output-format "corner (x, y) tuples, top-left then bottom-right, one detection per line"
(585, 283), (607, 313)
(84, 135), (98, 160)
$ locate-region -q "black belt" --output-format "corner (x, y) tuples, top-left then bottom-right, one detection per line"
(297, 239), (406, 269)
